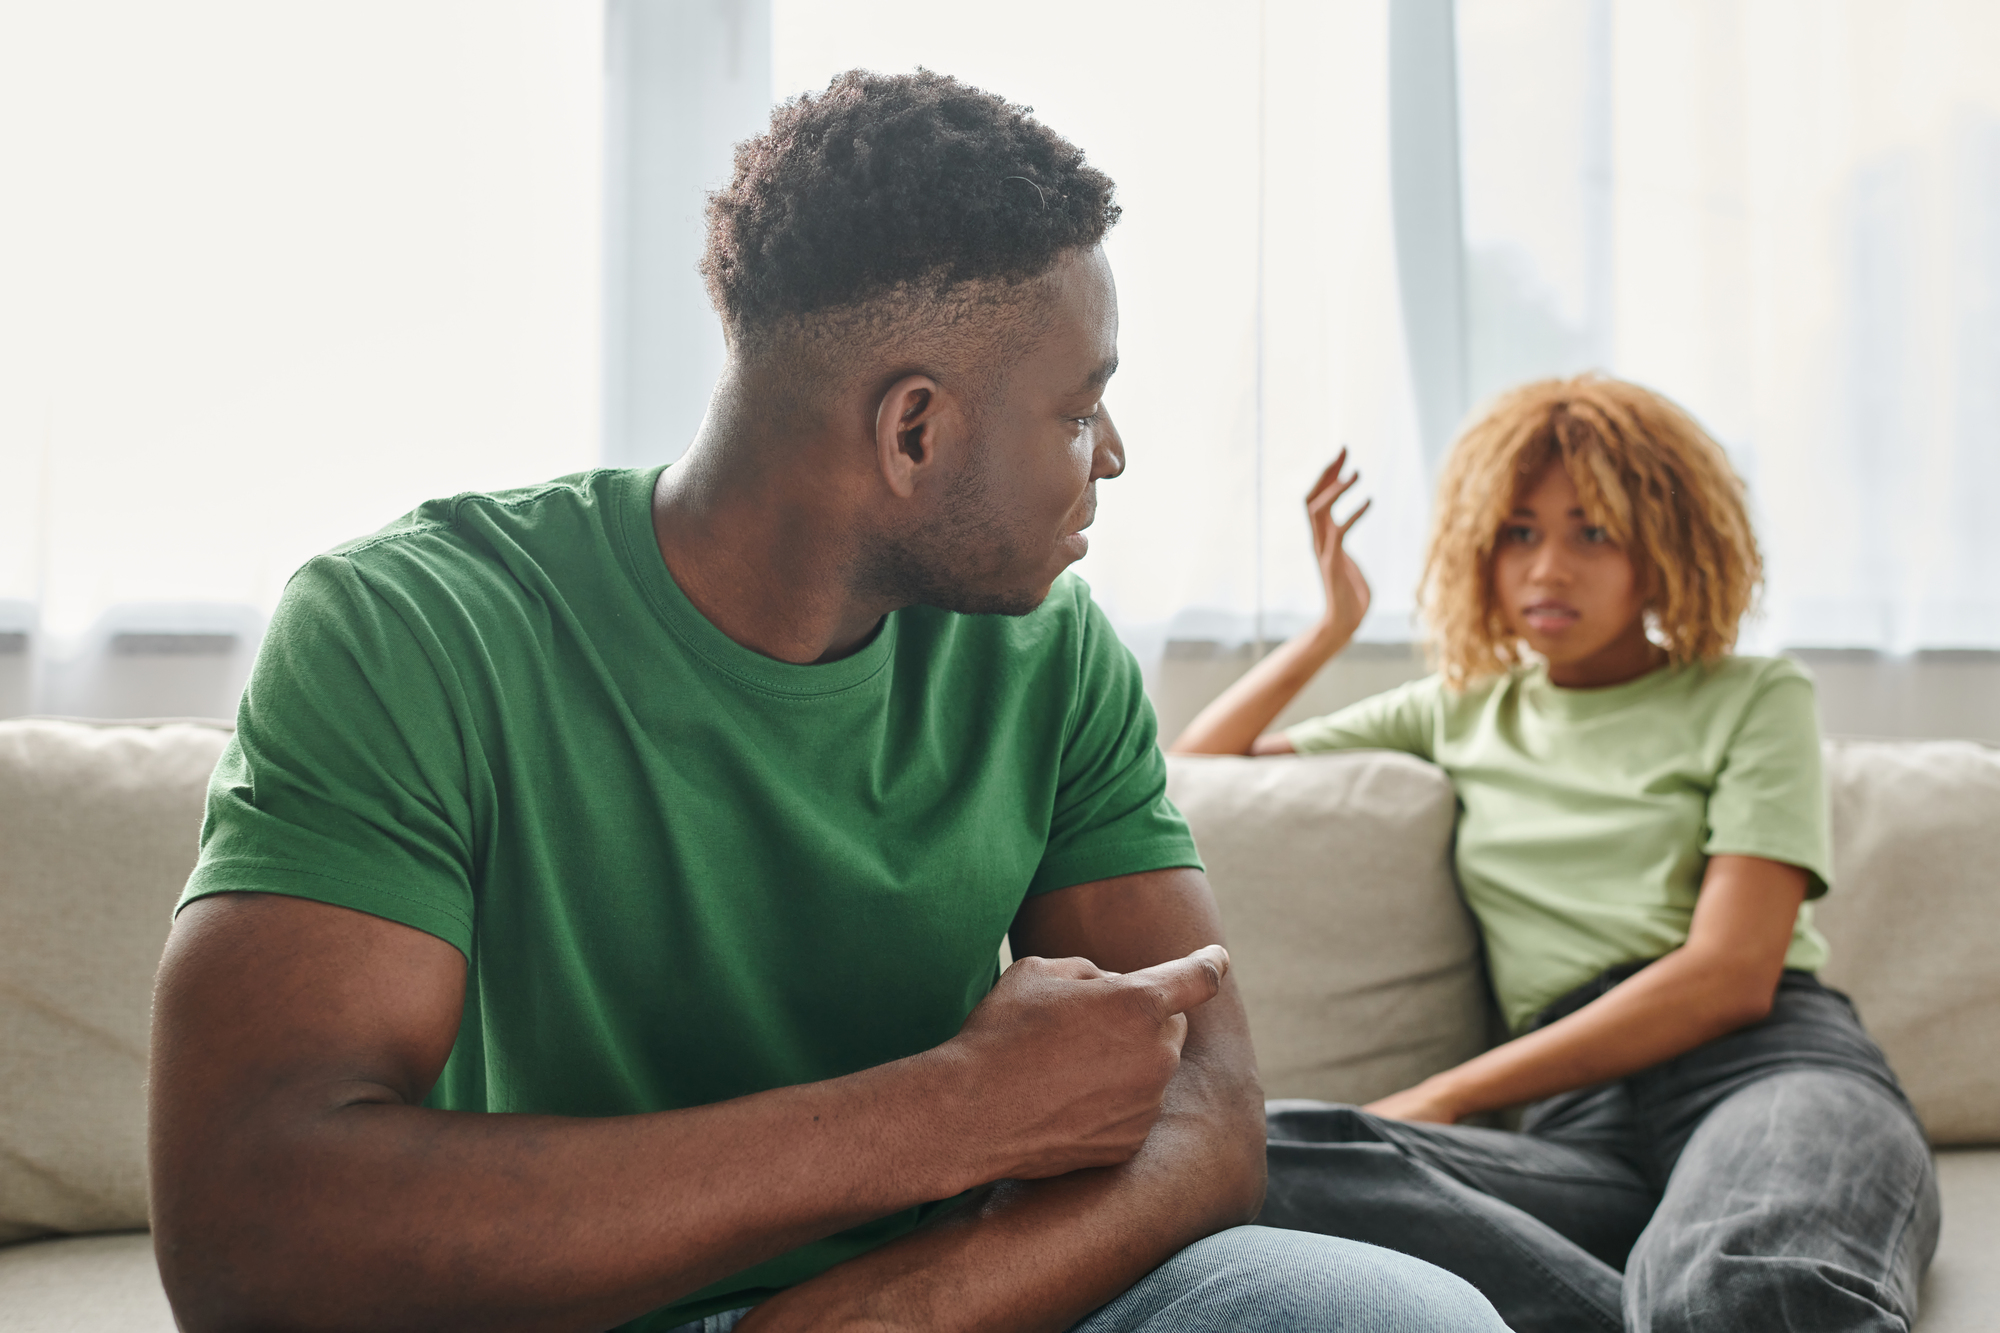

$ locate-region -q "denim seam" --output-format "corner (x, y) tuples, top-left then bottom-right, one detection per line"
(1875, 1156), (1933, 1317)
(1403, 1156), (1624, 1332)
(1417, 1157), (1656, 1197)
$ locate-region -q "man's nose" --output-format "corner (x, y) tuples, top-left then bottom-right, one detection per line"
(1093, 407), (1126, 481)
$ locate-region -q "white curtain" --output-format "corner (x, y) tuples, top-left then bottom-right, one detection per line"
(1458, 0), (2000, 653)
(0, 1), (602, 647)
(10, 1), (1992, 703)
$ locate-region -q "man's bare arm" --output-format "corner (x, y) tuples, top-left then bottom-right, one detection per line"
(149, 891), (1226, 1333)
(734, 866), (1265, 1333)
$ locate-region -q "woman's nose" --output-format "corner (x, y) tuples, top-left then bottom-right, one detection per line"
(1529, 543), (1571, 585)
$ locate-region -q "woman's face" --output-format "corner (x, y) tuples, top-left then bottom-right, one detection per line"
(1490, 461), (1657, 688)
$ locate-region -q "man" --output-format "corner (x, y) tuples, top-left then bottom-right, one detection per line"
(150, 71), (1503, 1332)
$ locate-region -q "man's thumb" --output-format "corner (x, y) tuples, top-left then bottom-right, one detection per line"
(1127, 944), (1230, 1018)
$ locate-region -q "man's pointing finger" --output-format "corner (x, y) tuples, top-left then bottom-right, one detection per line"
(1124, 944), (1231, 1018)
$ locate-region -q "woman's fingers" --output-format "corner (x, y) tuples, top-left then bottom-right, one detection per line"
(1335, 497), (1372, 540)
(1303, 447), (1350, 498)
(1303, 448), (1356, 504)
(1306, 467), (1360, 514)
(1306, 451), (1370, 564)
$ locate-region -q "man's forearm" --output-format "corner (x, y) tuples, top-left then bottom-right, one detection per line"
(154, 893), (1230, 1333)
(159, 1044), (990, 1333)
(739, 1018), (1265, 1333)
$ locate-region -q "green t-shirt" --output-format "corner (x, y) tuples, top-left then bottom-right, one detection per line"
(178, 466), (1201, 1328)
(1286, 657), (1832, 1033)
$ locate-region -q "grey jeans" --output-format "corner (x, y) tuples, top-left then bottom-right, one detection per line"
(666, 1225), (1507, 1331)
(1261, 969), (1941, 1332)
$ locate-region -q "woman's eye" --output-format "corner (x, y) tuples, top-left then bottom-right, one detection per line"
(1501, 525), (1535, 544)
(1581, 526), (1609, 544)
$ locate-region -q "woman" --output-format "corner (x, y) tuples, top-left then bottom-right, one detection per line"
(1172, 376), (1938, 1333)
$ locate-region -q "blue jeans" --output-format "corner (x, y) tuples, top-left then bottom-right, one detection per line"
(669, 1225), (1506, 1331)
(1261, 969), (1941, 1332)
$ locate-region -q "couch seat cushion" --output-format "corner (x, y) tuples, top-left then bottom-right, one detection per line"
(0, 1231), (176, 1332)
(1918, 1149), (2000, 1332)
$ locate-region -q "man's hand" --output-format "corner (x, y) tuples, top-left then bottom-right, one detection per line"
(942, 946), (1229, 1182)
(735, 870), (1264, 1333)
(151, 886), (1249, 1333)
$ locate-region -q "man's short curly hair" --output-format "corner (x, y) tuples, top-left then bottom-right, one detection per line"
(1421, 375), (1763, 688)
(702, 69), (1120, 341)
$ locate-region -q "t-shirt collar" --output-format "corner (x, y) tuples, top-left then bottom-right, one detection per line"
(618, 465), (898, 698)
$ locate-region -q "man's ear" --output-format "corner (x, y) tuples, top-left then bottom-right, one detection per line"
(874, 373), (953, 500)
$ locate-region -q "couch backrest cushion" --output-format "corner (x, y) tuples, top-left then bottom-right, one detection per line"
(1172, 739), (2000, 1146)
(1816, 738), (2000, 1146)
(0, 717), (232, 1244)
(1165, 752), (1491, 1105)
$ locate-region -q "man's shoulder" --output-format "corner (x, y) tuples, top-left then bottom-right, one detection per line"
(300, 468), (644, 607)
(327, 468), (639, 565)
(267, 468), (656, 679)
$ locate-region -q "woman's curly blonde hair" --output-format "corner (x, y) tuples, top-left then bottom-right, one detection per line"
(1420, 374), (1761, 689)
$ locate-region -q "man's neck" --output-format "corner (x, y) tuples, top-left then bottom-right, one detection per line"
(650, 405), (894, 666)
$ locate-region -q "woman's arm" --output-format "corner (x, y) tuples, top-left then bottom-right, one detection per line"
(1365, 855), (1809, 1124)
(1170, 453), (1371, 756)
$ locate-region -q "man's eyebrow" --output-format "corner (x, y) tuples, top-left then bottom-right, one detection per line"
(1080, 357), (1119, 391)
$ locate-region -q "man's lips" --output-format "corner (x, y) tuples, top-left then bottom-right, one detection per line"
(1060, 496), (1097, 553)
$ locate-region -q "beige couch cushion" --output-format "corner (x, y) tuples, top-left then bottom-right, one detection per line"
(1919, 1150), (2000, 1333)
(1817, 738), (2000, 1146)
(0, 1231), (177, 1332)
(1165, 752), (1490, 1105)
(0, 718), (232, 1245)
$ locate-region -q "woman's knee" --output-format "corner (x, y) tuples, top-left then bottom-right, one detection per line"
(1629, 1071), (1939, 1332)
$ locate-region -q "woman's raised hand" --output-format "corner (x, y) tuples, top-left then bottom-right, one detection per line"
(1306, 449), (1372, 643)
(1167, 448), (1376, 756)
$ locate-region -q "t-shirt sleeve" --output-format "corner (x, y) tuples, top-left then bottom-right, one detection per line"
(1028, 591), (1204, 896)
(1703, 660), (1833, 898)
(1282, 675), (1441, 760)
(177, 553), (481, 955)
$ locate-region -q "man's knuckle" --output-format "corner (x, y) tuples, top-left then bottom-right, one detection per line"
(1122, 982), (1169, 1025)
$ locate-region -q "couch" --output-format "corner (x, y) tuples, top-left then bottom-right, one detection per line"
(2, 717), (1995, 1330)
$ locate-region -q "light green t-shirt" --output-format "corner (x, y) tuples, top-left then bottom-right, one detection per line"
(1286, 657), (1832, 1033)
(178, 466), (1201, 1329)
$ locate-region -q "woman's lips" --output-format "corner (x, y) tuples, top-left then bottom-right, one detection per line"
(1522, 602), (1580, 633)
